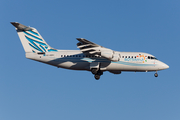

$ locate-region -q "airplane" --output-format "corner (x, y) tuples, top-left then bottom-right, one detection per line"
(11, 22), (169, 80)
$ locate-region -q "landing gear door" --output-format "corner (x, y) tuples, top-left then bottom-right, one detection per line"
(90, 62), (99, 70)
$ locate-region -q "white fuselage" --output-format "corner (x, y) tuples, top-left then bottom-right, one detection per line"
(26, 50), (169, 72)
(11, 22), (169, 79)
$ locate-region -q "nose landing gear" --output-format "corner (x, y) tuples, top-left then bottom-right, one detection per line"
(154, 72), (158, 77)
(94, 74), (100, 80)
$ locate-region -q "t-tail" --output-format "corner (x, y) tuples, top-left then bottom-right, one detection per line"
(11, 22), (57, 53)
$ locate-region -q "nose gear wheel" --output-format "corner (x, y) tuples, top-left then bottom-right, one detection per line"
(154, 72), (158, 77)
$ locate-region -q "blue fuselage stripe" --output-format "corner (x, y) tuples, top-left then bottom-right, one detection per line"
(52, 57), (156, 67)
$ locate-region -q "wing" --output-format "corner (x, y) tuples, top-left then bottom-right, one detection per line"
(76, 38), (102, 54)
(76, 38), (120, 61)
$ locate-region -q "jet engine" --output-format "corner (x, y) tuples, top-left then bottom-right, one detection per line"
(101, 50), (120, 62)
(100, 51), (114, 59)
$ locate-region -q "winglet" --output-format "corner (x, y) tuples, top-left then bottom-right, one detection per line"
(11, 22), (32, 31)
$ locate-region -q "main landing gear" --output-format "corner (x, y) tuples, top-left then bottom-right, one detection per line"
(91, 68), (103, 80)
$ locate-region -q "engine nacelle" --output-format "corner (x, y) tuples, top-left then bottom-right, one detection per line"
(111, 54), (120, 62)
(109, 70), (121, 74)
(101, 50), (120, 62)
(101, 51), (114, 59)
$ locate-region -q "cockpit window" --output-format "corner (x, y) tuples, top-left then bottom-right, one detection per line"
(152, 57), (158, 60)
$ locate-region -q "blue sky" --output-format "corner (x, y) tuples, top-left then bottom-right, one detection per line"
(1, 0), (180, 120)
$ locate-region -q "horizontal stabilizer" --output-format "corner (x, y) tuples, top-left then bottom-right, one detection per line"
(11, 22), (32, 31)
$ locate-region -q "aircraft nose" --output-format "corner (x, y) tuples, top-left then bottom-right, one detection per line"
(158, 61), (169, 70)
(162, 63), (169, 69)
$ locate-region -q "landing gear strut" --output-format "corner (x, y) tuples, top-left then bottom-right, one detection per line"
(154, 72), (158, 77)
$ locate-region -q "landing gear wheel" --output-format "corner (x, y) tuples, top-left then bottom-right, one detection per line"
(94, 74), (100, 80)
(91, 68), (98, 74)
(154, 73), (158, 77)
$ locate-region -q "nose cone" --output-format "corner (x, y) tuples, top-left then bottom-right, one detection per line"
(163, 63), (169, 69)
(157, 61), (169, 70)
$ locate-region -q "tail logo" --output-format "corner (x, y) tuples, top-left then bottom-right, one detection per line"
(24, 30), (57, 53)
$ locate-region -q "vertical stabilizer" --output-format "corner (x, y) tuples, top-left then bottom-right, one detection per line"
(11, 22), (57, 53)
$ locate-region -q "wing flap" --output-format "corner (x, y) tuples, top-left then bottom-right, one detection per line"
(76, 38), (101, 54)
(77, 44), (92, 49)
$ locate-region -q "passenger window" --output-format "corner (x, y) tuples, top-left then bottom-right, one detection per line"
(135, 56), (136, 58)
(148, 56), (151, 59)
(131, 56), (133, 58)
(125, 56), (127, 58)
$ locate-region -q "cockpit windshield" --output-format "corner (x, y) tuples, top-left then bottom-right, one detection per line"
(148, 56), (158, 60)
